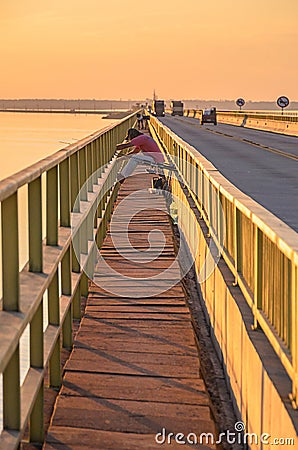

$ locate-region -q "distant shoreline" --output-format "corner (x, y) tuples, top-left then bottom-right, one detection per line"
(1, 99), (298, 111)
(0, 109), (130, 115)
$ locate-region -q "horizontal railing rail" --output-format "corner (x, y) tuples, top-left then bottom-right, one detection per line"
(149, 115), (298, 408)
(0, 111), (137, 448)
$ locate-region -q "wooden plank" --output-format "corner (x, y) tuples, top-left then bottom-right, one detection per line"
(65, 348), (200, 377)
(84, 305), (189, 313)
(60, 372), (209, 405)
(45, 427), (215, 449)
(81, 311), (190, 320)
(50, 396), (214, 434)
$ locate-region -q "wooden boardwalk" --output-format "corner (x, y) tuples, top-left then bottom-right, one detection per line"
(44, 169), (217, 449)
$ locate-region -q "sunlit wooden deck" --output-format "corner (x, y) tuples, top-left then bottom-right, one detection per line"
(44, 169), (217, 449)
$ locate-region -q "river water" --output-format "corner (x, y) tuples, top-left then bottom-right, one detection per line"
(0, 112), (119, 431)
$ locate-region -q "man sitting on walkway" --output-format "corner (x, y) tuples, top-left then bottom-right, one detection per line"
(116, 128), (164, 182)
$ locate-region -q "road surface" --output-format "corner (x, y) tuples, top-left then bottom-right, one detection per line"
(160, 116), (298, 232)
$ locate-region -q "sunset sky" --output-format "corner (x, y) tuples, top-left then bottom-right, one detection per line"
(1, 0), (297, 101)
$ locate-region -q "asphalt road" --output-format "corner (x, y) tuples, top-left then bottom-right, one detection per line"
(160, 116), (298, 232)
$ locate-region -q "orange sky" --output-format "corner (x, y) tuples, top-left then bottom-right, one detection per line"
(1, 0), (297, 100)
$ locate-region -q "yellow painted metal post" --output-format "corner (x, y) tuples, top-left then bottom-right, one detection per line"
(87, 208), (95, 242)
(70, 153), (80, 213)
(80, 219), (88, 255)
(72, 237), (80, 274)
(59, 158), (70, 227)
(290, 263), (298, 408)
(87, 144), (93, 192)
(79, 148), (87, 201)
(218, 192), (224, 253)
(48, 271), (61, 387)
(28, 176), (43, 272)
(73, 285), (81, 320)
(81, 262), (89, 297)
(253, 225), (263, 329)
(96, 218), (104, 249)
(1, 192), (19, 310)
(107, 132), (111, 160)
(92, 141), (98, 185)
(284, 258), (291, 347)
(30, 302), (44, 442)
(50, 337), (61, 388)
(30, 302), (44, 366)
(3, 347), (20, 430)
(208, 182), (213, 233)
(98, 135), (103, 177)
(104, 134), (108, 166)
(235, 207), (243, 275)
(62, 246), (72, 295)
(49, 271), (59, 325)
(62, 246), (72, 348)
(46, 167), (58, 246)
(63, 304), (73, 349)
(200, 171), (205, 218)
(29, 383), (44, 443)
(71, 155), (81, 275)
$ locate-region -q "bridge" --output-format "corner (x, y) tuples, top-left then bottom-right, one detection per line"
(0, 109), (297, 449)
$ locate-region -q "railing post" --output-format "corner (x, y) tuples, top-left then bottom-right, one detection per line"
(28, 176), (43, 272)
(73, 285), (81, 320)
(60, 158), (70, 227)
(46, 167), (58, 246)
(91, 141), (98, 185)
(1, 192), (19, 311)
(98, 135), (103, 176)
(79, 148), (87, 201)
(70, 153), (80, 213)
(62, 247), (73, 349)
(253, 225), (263, 329)
(3, 347), (20, 430)
(72, 237), (80, 274)
(86, 144), (93, 192)
(30, 302), (44, 442)
(290, 262), (298, 408)
(48, 271), (61, 387)
(62, 246), (72, 295)
(235, 207), (242, 274)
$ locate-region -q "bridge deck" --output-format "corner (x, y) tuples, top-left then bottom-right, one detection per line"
(161, 116), (298, 231)
(44, 171), (217, 449)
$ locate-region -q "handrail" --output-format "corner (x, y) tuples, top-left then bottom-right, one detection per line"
(184, 109), (298, 122)
(0, 111), (137, 447)
(149, 115), (298, 408)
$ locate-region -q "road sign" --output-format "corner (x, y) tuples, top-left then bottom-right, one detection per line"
(277, 96), (289, 108)
(236, 98), (245, 107)
(236, 98), (245, 111)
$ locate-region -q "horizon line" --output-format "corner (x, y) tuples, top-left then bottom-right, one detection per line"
(1, 98), (298, 103)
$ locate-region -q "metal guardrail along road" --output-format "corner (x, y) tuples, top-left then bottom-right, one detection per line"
(149, 115), (298, 410)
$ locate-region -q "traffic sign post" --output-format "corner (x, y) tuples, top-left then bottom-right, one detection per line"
(236, 98), (245, 111)
(277, 96), (289, 115)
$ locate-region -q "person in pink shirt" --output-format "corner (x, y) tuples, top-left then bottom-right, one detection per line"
(116, 128), (164, 182)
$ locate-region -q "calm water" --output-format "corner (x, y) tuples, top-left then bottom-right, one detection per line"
(0, 111), (118, 275)
(0, 112), (119, 431)
(0, 112), (117, 180)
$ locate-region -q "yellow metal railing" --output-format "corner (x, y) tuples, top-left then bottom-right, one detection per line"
(0, 111), (137, 448)
(149, 115), (298, 408)
(184, 109), (298, 122)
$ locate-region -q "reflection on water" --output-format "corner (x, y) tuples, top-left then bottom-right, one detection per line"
(0, 112), (119, 432)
